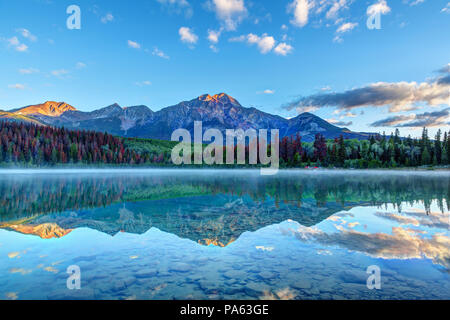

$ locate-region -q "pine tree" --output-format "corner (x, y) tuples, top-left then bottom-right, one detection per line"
(51, 148), (58, 164)
(313, 133), (327, 164)
(338, 135), (346, 166)
(447, 131), (450, 165)
(434, 129), (442, 165)
(421, 147), (431, 165)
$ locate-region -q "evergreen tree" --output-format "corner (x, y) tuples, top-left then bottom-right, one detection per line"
(434, 129), (442, 165)
(421, 147), (431, 165)
(447, 131), (450, 165)
(313, 133), (327, 164)
(338, 135), (346, 166)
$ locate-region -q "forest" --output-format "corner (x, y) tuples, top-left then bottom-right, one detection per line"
(0, 121), (170, 166)
(279, 128), (450, 168)
(0, 120), (449, 169)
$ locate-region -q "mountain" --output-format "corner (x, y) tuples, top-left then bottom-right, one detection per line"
(126, 93), (289, 140)
(3, 223), (72, 239)
(7, 94), (372, 142)
(284, 112), (371, 141)
(0, 111), (46, 126)
(11, 101), (76, 117)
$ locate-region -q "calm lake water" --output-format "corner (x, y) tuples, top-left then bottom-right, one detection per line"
(0, 169), (449, 300)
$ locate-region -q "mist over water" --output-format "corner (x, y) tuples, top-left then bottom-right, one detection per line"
(0, 170), (448, 300)
(1, 168), (450, 176)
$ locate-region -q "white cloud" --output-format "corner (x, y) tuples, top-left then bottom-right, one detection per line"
(258, 89), (275, 94)
(333, 21), (358, 43)
(152, 47), (170, 59)
(157, 0), (190, 6)
(101, 13), (114, 23)
(274, 43), (293, 56)
(207, 29), (222, 44)
(208, 0), (247, 31)
(17, 28), (37, 42)
(6, 36), (28, 52)
(229, 35), (246, 42)
(403, 0), (425, 6)
(207, 28), (224, 52)
(333, 35), (343, 43)
(343, 111), (357, 118)
(136, 80), (152, 86)
(19, 68), (39, 74)
(51, 69), (69, 77)
(8, 36), (20, 46)
(230, 33), (293, 55)
(8, 84), (25, 90)
(247, 33), (275, 54)
(76, 62), (86, 69)
(441, 2), (450, 13)
(336, 22), (357, 33)
(179, 27), (198, 45)
(367, 0), (391, 16)
(157, 0), (193, 18)
(283, 74), (450, 113)
(326, 0), (348, 20)
(296, 106), (319, 113)
(371, 108), (450, 127)
(288, 0), (312, 28)
(128, 40), (141, 49)
(15, 43), (28, 52)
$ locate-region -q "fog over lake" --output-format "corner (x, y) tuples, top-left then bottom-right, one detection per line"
(0, 170), (448, 300)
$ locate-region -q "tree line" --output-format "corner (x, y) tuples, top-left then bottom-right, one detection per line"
(280, 128), (450, 168)
(1, 120), (449, 168)
(0, 121), (165, 166)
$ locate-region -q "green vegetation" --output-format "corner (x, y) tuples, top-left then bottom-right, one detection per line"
(124, 137), (177, 162)
(279, 129), (450, 169)
(0, 121), (174, 167)
(1, 120), (448, 169)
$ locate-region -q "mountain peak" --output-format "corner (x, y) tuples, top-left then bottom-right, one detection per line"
(106, 103), (122, 110)
(197, 93), (241, 106)
(92, 103), (123, 117)
(292, 112), (325, 121)
(5, 223), (72, 239)
(12, 101), (76, 117)
(198, 94), (214, 102)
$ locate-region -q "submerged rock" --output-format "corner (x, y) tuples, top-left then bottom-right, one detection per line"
(291, 279), (312, 290)
(135, 269), (158, 278)
(169, 263), (192, 272)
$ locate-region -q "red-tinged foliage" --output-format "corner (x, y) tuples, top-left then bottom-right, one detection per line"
(0, 121), (161, 166)
(313, 133), (327, 163)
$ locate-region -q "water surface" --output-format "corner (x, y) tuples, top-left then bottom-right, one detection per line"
(0, 169), (449, 300)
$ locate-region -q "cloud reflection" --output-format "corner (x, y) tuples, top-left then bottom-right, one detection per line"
(283, 223), (450, 270)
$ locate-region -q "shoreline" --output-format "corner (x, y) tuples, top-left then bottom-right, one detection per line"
(0, 167), (449, 175)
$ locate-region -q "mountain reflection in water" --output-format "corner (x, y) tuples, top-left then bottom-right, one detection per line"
(0, 170), (448, 244)
(0, 170), (449, 300)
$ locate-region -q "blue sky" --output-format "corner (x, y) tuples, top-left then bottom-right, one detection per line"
(0, 0), (449, 137)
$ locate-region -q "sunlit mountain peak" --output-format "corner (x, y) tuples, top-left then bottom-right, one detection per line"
(12, 101), (76, 117)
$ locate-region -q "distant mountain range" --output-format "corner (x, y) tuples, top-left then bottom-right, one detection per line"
(1, 93), (373, 142)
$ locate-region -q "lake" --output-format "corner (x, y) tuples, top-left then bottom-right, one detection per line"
(0, 169), (449, 300)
